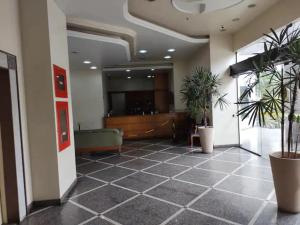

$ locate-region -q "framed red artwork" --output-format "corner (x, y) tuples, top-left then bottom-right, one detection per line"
(56, 101), (71, 151)
(53, 65), (68, 98)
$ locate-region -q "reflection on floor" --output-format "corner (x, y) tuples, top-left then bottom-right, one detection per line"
(21, 139), (300, 225)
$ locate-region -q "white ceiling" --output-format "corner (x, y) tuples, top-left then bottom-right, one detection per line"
(56, 0), (280, 70)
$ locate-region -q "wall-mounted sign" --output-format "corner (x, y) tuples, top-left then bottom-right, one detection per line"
(56, 101), (70, 151)
(53, 65), (68, 98)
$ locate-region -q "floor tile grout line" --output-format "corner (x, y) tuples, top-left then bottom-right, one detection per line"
(69, 183), (108, 200)
(100, 194), (140, 216)
(78, 216), (98, 225)
(81, 165), (115, 176)
(69, 200), (98, 215)
(26, 206), (54, 218)
(188, 208), (242, 225)
(143, 193), (183, 208)
(101, 215), (123, 225)
(186, 188), (212, 208)
(159, 208), (185, 225)
(248, 201), (268, 225)
(110, 183), (140, 194)
(142, 178), (170, 194)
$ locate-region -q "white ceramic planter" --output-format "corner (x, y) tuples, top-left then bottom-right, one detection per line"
(270, 152), (300, 213)
(198, 126), (214, 153)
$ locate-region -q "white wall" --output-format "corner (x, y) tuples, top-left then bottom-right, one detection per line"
(0, 0), (33, 214)
(71, 69), (105, 130)
(210, 34), (239, 146)
(47, 0), (76, 197)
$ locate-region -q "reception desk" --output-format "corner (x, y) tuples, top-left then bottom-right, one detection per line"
(104, 112), (188, 140)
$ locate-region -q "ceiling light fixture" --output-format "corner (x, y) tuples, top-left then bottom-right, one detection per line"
(219, 25), (226, 32)
(126, 69), (131, 72)
(139, 49), (148, 54)
(147, 75), (152, 78)
(168, 48), (176, 52)
(164, 55), (172, 59)
(151, 68), (155, 71)
(90, 66), (98, 70)
(83, 60), (91, 64)
(127, 76), (132, 79)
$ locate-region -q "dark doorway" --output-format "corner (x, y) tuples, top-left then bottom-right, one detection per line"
(0, 64), (26, 223)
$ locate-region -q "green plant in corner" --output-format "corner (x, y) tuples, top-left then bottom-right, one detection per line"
(180, 67), (229, 127)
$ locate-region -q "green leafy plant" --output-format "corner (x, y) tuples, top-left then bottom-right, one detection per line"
(236, 24), (300, 158)
(181, 67), (229, 127)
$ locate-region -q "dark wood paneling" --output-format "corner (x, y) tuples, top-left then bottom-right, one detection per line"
(154, 73), (169, 113)
(105, 112), (188, 140)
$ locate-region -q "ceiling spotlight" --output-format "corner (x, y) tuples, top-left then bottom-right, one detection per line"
(248, 4), (256, 8)
(147, 75), (152, 78)
(164, 55), (172, 59)
(168, 48), (176, 52)
(83, 60), (91, 64)
(152, 75), (155, 78)
(151, 68), (155, 71)
(127, 76), (132, 79)
(139, 49), (148, 54)
(90, 66), (98, 70)
(232, 18), (240, 22)
(219, 25), (226, 32)
(126, 69), (131, 72)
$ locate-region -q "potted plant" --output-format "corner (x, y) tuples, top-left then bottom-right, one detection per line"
(236, 24), (300, 213)
(181, 67), (228, 153)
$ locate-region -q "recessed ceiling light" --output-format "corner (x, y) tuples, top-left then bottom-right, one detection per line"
(248, 4), (256, 8)
(164, 55), (172, 59)
(152, 75), (155, 78)
(168, 48), (176, 52)
(139, 49), (147, 54)
(126, 69), (131, 72)
(147, 75), (152, 78)
(127, 76), (132, 79)
(90, 66), (97, 70)
(151, 68), (155, 71)
(232, 18), (240, 22)
(83, 60), (91, 64)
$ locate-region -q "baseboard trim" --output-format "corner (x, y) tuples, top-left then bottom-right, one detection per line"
(29, 178), (77, 213)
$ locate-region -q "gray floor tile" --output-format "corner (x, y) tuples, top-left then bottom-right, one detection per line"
(88, 166), (136, 182)
(190, 189), (263, 224)
(67, 177), (105, 198)
(128, 142), (151, 148)
(144, 163), (189, 177)
(99, 155), (135, 165)
(104, 195), (180, 225)
(247, 157), (271, 167)
(225, 147), (252, 155)
(77, 162), (111, 175)
(142, 144), (170, 151)
(72, 185), (137, 213)
(175, 168), (227, 186)
(197, 160), (241, 173)
(166, 210), (232, 225)
(185, 150), (222, 158)
(146, 179), (207, 206)
(234, 164), (273, 181)
(123, 149), (153, 157)
(214, 153), (253, 163)
(216, 175), (274, 199)
(254, 203), (300, 225)
(120, 158), (159, 170)
(80, 152), (116, 161)
(166, 155), (206, 167)
(84, 217), (115, 225)
(20, 202), (94, 225)
(76, 157), (91, 166)
(163, 147), (190, 154)
(143, 152), (178, 162)
(114, 172), (167, 192)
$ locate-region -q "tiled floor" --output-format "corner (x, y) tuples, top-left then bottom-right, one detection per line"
(21, 139), (300, 225)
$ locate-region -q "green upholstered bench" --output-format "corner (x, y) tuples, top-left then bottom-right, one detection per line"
(74, 129), (123, 154)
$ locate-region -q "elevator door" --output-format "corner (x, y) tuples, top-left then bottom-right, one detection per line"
(0, 67), (26, 223)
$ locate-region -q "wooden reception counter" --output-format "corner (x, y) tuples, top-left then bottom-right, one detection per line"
(104, 112), (187, 140)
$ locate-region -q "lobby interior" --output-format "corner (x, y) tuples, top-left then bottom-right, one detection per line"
(1, 0), (300, 225)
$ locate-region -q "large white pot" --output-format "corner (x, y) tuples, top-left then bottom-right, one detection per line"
(198, 126), (214, 153)
(270, 152), (300, 213)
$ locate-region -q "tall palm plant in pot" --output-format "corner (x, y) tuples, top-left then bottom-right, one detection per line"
(236, 24), (300, 213)
(181, 67), (229, 153)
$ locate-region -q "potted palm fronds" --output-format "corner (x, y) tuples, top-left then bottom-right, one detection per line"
(237, 24), (300, 213)
(181, 67), (229, 153)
